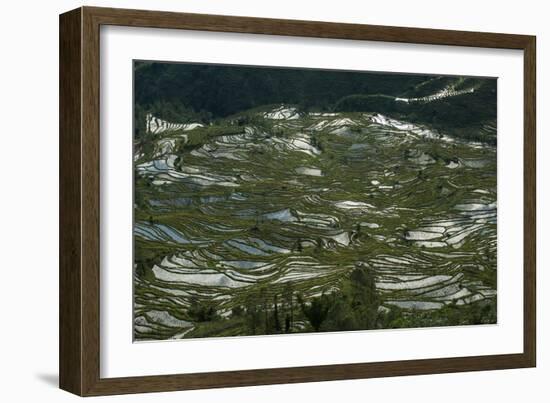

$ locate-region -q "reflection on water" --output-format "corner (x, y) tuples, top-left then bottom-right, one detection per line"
(134, 109), (497, 340)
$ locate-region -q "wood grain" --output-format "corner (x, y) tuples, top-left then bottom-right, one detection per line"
(59, 7), (82, 395)
(523, 37), (536, 367)
(59, 6), (537, 396)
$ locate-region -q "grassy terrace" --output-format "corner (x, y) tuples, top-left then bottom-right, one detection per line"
(133, 105), (497, 341)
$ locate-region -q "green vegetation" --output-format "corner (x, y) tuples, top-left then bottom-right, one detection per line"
(134, 61), (497, 144)
(133, 63), (497, 341)
(134, 61), (430, 117)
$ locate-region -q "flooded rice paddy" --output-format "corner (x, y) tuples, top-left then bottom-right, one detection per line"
(133, 107), (497, 340)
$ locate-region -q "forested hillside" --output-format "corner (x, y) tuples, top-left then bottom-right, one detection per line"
(134, 62), (496, 143)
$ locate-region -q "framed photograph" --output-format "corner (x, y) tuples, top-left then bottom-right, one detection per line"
(59, 6), (536, 396)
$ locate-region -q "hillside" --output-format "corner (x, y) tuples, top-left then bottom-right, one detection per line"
(133, 105), (497, 340)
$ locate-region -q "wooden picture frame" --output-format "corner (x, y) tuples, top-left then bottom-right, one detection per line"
(59, 6), (536, 396)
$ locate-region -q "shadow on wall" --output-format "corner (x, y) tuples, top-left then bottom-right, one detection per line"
(35, 373), (58, 388)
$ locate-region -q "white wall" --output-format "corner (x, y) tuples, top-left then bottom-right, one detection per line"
(0, 0), (546, 401)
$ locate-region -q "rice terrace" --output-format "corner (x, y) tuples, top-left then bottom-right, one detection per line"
(132, 62), (497, 341)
